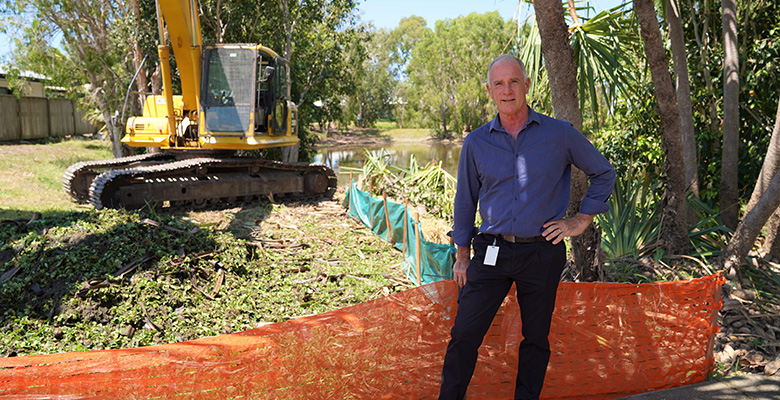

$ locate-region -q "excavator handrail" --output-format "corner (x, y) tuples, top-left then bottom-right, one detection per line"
(120, 54), (149, 128)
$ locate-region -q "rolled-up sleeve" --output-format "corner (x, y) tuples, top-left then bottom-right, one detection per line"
(567, 127), (616, 215)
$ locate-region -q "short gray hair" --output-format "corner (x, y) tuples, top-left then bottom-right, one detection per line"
(487, 54), (528, 85)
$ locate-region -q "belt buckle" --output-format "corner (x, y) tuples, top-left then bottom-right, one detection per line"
(503, 234), (516, 243)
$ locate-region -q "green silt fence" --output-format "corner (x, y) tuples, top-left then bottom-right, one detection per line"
(343, 180), (455, 285)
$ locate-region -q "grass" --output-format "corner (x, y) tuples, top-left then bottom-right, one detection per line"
(0, 137), (112, 219)
(369, 121), (433, 140)
(316, 125), (435, 144)
(0, 137), (412, 357)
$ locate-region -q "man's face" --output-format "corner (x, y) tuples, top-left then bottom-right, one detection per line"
(486, 60), (531, 117)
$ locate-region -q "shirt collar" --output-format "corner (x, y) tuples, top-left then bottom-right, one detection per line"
(489, 106), (541, 134)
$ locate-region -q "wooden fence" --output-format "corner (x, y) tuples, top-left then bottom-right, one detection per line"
(0, 95), (98, 142)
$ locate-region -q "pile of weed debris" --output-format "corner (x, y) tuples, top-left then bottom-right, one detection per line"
(0, 195), (412, 357)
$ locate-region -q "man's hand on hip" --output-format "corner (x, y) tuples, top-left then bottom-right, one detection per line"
(453, 245), (471, 287)
(542, 213), (595, 245)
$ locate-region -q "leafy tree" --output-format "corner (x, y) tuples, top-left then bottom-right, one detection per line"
(340, 26), (395, 128)
(407, 12), (514, 137)
(518, 1), (640, 130)
(386, 15), (427, 128)
(2, 0), (137, 157)
(687, 0), (780, 207)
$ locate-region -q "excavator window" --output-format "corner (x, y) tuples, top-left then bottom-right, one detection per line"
(273, 62), (288, 135)
(255, 58), (273, 132)
(201, 47), (256, 134)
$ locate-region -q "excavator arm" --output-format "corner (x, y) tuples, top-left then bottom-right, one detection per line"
(156, 0), (202, 112)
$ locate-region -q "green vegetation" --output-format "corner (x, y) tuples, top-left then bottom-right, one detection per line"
(340, 149), (456, 221)
(0, 138), (411, 357)
(595, 174), (732, 283)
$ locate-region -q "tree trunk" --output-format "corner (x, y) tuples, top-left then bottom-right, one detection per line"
(761, 211), (780, 259)
(279, 0), (299, 163)
(280, 0), (293, 99)
(130, 0), (148, 114)
(666, 0), (699, 199)
(746, 99), (780, 258)
(440, 99), (448, 135)
(634, 0), (689, 255)
(534, 0), (581, 129)
(534, 0), (603, 282)
(151, 64), (162, 95)
(720, 0), (740, 229)
(691, 2), (721, 150)
(99, 105), (128, 158)
(717, 167), (780, 285)
(746, 99), (780, 213)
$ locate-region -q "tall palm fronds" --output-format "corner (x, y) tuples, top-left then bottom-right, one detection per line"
(517, 1), (639, 125)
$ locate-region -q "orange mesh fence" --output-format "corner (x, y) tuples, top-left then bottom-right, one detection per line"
(0, 274), (723, 399)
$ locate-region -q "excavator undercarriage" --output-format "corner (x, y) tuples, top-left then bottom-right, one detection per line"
(63, 153), (337, 210)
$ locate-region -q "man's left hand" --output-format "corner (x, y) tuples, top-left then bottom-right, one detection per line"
(542, 213), (595, 244)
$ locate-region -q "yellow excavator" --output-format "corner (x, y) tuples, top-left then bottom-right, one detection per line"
(63, 0), (336, 209)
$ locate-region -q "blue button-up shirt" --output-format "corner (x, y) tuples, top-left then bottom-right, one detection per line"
(452, 109), (616, 248)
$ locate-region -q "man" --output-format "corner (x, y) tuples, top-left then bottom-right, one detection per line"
(439, 54), (616, 399)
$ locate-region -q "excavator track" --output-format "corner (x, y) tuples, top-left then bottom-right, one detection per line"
(84, 157), (337, 210)
(63, 152), (176, 203)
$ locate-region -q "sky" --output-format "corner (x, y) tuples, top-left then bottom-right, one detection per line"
(0, 0), (627, 61)
(356, 0), (628, 31)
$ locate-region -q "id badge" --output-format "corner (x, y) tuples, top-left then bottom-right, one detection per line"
(484, 238), (499, 266)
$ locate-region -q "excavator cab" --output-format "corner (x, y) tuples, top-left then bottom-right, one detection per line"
(200, 44), (291, 139)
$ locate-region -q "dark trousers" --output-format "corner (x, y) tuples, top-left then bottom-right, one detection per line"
(439, 234), (566, 400)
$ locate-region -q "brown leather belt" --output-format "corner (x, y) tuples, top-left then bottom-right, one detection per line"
(485, 233), (547, 243)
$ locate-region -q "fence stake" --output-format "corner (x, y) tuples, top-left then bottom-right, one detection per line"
(348, 173), (354, 213)
(368, 181), (374, 229)
(402, 199), (408, 256)
(414, 210), (421, 286)
(383, 191), (393, 246)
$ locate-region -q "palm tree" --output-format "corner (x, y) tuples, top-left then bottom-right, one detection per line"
(519, 2), (639, 128)
(531, 0), (610, 281)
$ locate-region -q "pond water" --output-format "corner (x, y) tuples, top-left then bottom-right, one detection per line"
(314, 141), (462, 187)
